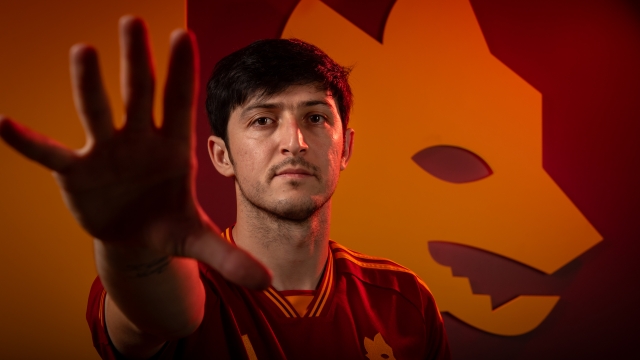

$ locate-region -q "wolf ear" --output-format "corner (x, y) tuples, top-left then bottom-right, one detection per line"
(363, 336), (375, 353)
(282, 0), (381, 66)
(382, 0), (490, 54)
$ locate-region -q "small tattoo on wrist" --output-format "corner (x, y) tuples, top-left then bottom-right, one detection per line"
(127, 256), (172, 277)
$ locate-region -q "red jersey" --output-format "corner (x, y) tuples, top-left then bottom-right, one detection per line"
(87, 228), (450, 359)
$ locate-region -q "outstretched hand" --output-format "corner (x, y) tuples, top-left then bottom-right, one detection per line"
(0, 16), (270, 289)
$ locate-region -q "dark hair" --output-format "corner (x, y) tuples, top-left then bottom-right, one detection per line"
(205, 38), (352, 144)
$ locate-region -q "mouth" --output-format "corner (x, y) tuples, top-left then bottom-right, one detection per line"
(427, 241), (581, 309)
(274, 167), (314, 178)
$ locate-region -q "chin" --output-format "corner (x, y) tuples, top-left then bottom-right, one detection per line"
(269, 197), (322, 221)
(237, 176), (334, 222)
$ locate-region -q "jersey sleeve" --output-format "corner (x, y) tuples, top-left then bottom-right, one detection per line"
(420, 284), (451, 360)
(86, 268), (234, 360)
(86, 276), (128, 360)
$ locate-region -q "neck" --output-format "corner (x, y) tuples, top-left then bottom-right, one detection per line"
(233, 191), (331, 291)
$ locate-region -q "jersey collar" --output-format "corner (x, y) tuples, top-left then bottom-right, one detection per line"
(221, 227), (335, 318)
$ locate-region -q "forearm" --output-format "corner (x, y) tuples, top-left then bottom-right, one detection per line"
(94, 240), (205, 357)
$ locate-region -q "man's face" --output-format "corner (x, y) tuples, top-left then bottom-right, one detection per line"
(209, 84), (353, 221)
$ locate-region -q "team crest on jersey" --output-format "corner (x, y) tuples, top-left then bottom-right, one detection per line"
(364, 333), (396, 360)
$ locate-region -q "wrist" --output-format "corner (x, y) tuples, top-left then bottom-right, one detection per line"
(93, 239), (175, 278)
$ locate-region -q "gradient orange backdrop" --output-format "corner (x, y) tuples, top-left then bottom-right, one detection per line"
(0, 0), (183, 358)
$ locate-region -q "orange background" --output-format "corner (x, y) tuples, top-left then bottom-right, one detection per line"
(0, 0), (183, 358)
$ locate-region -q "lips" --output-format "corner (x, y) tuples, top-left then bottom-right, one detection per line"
(275, 167), (313, 177)
(428, 241), (581, 309)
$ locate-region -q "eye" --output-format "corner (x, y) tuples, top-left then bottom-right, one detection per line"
(252, 117), (273, 126)
(308, 114), (326, 124)
(411, 145), (492, 183)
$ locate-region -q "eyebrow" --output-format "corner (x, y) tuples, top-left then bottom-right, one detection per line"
(240, 100), (334, 118)
(299, 100), (333, 109)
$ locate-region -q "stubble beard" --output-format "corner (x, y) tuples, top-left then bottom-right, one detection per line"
(236, 177), (332, 223)
(236, 161), (336, 223)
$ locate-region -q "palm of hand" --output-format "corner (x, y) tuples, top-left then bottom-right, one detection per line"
(1, 19), (199, 249)
(0, 17), (270, 288)
(58, 128), (196, 244)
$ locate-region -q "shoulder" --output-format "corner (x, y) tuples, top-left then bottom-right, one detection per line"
(329, 240), (438, 314)
(330, 240), (428, 288)
(330, 241), (450, 357)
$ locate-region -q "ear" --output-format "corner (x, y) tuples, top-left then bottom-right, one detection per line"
(208, 135), (235, 177)
(340, 128), (355, 171)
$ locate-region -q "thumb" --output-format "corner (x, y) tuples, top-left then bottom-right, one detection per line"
(182, 229), (272, 290)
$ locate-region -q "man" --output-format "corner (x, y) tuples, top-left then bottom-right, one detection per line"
(0, 16), (449, 359)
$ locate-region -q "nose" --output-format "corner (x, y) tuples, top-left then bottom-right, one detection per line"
(279, 118), (308, 156)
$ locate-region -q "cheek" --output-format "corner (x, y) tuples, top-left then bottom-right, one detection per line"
(324, 141), (345, 178)
(232, 142), (270, 179)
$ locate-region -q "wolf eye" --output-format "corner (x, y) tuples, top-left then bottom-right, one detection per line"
(411, 145), (492, 183)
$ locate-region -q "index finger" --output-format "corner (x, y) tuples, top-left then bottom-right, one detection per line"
(161, 29), (198, 142)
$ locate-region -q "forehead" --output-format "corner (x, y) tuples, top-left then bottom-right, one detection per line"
(236, 84), (337, 114)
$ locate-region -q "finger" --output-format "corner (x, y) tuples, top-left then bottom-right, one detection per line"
(162, 29), (198, 143)
(119, 16), (155, 131)
(0, 116), (75, 171)
(70, 44), (114, 143)
(183, 230), (271, 290)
